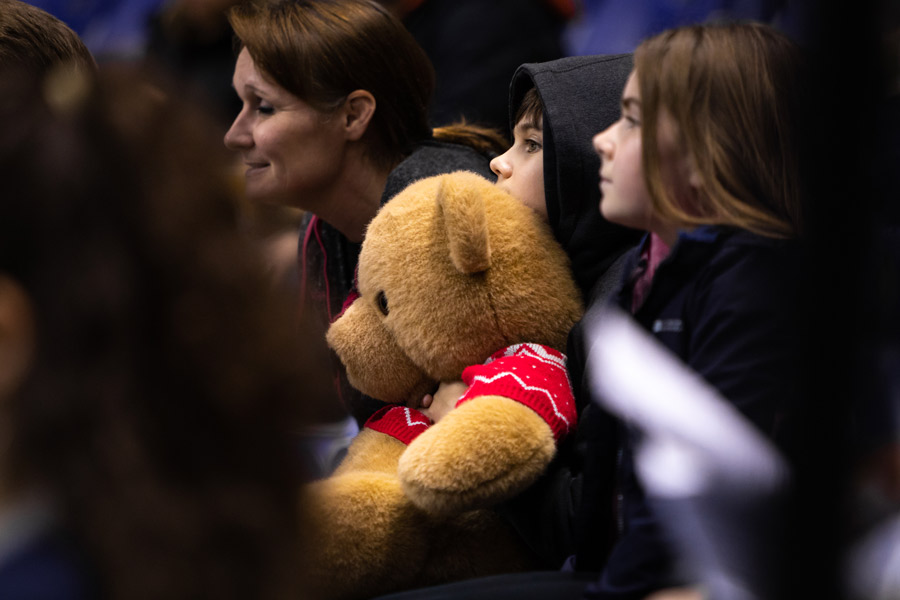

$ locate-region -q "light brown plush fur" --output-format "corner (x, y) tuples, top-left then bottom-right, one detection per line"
(305, 171), (583, 599)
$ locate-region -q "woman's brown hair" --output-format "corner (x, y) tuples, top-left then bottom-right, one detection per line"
(635, 22), (807, 238)
(228, 0), (435, 170)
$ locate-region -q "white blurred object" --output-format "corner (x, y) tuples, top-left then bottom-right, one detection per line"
(847, 513), (900, 600)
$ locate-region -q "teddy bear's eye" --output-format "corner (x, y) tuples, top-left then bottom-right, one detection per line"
(376, 291), (389, 316)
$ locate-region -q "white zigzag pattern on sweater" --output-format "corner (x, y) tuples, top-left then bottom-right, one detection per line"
(469, 371), (572, 433)
(403, 407), (430, 428)
(492, 343), (567, 371)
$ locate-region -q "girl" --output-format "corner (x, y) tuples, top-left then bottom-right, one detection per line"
(581, 22), (807, 597)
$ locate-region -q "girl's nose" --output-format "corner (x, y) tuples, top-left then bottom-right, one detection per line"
(592, 126), (614, 160)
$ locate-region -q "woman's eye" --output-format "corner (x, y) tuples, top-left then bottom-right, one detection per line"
(376, 291), (389, 316)
(525, 139), (542, 153)
(624, 115), (640, 128)
(257, 102), (274, 115)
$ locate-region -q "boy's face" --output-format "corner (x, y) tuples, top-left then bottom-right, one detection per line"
(490, 116), (547, 221)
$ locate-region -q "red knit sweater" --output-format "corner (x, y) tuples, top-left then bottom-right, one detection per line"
(365, 343), (576, 445)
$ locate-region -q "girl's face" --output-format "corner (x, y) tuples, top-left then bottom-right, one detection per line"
(490, 116), (547, 221)
(224, 48), (346, 209)
(593, 70), (686, 245)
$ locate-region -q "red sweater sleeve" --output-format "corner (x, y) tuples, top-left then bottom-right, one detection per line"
(457, 343), (576, 442)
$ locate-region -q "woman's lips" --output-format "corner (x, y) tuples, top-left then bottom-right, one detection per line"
(244, 162), (268, 176)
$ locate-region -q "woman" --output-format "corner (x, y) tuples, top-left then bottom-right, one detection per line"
(224, 0), (505, 427)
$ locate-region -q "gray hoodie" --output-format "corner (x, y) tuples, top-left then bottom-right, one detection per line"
(508, 54), (640, 301)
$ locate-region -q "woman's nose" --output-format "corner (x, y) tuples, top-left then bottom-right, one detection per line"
(224, 110), (251, 151)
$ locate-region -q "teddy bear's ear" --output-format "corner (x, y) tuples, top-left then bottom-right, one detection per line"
(437, 175), (492, 274)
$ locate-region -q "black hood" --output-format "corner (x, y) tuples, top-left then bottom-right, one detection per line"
(509, 54), (641, 299)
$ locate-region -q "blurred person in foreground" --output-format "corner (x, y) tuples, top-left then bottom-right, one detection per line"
(0, 65), (328, 599)
(0, 0), (96, 75)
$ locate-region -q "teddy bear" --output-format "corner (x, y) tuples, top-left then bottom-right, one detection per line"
(301, 171), (583, 599)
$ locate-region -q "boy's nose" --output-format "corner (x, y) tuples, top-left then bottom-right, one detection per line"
(490, 152), (512, 179)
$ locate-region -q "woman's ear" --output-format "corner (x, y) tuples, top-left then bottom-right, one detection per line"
(0, 276), (35, 399)
(341, 90), (376, 141)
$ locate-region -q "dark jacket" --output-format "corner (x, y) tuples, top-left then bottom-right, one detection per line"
(298, 139), (497, 425)
(577, 226), (803, 599)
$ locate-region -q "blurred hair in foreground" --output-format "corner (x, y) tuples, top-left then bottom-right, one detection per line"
(0, 64), (331, 599)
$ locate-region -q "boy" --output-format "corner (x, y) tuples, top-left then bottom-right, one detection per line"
(421, 55), (639, 426)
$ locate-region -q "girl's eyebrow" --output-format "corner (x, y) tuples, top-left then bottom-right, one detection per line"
(622, 97), (640, 110)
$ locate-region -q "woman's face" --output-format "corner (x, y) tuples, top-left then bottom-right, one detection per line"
(490, 116), (547, 221)
(224, 48), (346, 209)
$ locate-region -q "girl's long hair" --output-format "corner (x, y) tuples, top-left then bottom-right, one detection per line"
(636, 22), (807, 238)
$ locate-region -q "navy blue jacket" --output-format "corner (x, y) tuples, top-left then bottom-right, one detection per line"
(579, 226), (803, 599)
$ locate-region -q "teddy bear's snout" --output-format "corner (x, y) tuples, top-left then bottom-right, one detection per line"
(326, 300), (434, 405)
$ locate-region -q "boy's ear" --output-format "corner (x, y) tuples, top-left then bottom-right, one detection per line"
(342, 89), (376, 141)
(0, 276), (35, 400)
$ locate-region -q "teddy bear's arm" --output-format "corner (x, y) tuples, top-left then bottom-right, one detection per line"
(397, 396), (556, 516)
(397, 344), (577, 516)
